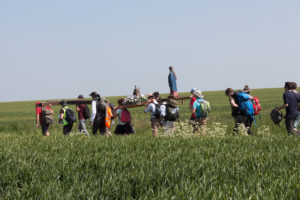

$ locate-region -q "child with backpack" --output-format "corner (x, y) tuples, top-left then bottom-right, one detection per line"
(192, 90), (210, 133)
(76, 95), (90, 136)
(59, 100), (76, 135)
(114, 98), (135, 135)
(144, 93), (160, 137)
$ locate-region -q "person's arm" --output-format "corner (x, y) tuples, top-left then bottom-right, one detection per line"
(276, 104), (288, 111)
(76, 105), (80, 112)
(36, 113), (40, 128)
(277, 93), (289, 111)
(229, 97), (238, 108)
(192, 108), (196, 115)
(192, 101), (197, 115)
(90, 101), (97, 123)
(144, 104), (150, 113)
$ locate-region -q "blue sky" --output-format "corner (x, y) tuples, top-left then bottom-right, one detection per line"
(0, 0), (299, 102)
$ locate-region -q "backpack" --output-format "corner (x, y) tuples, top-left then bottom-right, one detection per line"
(120, 108), (131, 123)
(270, 109), (283, 125)
(197, 99), (211, 118)
(252, 97), (262, 115)
(83, 105), (90, 119)
(236, 92), (254, 117)
(42, 108), (54, 125)
(165, 106), (179, 121)
(153, 103), (161, 119)
(65, 108), (76, 124)
(165, 99), (179, 121)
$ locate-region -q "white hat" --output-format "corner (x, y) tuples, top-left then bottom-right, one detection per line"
(193, 90), (204, 98)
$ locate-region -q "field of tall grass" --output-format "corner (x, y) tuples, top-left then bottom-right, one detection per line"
(1, 88), (300, 199)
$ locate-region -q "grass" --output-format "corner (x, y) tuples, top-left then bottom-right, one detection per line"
(1, 88), (300, 199)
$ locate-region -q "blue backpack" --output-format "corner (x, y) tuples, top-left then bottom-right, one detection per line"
(237, 92), (254, 117)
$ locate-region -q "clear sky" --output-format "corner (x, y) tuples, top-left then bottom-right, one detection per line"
(1, 0), (299, 102)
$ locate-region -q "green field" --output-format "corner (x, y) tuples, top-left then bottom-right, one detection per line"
(1, 88), (300, 199)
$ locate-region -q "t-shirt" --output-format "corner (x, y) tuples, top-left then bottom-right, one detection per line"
(230, 92), (239, 116)
(36, 106), (51, 124)
(116, 108), (126, 125)
(283, 91), (300, 119)
(193, 98), (202, 118)
(145, 101), (158, 119)
(77, 104), (85, 120)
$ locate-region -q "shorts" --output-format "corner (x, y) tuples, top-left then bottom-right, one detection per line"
(41, 123), (50, 135)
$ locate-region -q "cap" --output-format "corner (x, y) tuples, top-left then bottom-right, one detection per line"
(89, 91), (98, 97)
(60, 100), (68, 107)
(190, 88), (197, 93)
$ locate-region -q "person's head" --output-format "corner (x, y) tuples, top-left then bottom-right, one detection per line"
(153, 91), (160, 99)
(284, 82), (293, 91)
(169, 66), (174, 71)
(292, 82), (297, 90)
(190, 88), (197, 93)
(148, 93), (154, 100)
(193, 90), (204, 98)
(78, 94), (84, 99)
(225, 88), (234, 96)
(89, 91), (100, 101)
(242, 85), (251, 94)
(35, 102), (41, 107)
(60, 100), (68, 107)
(117, 98), (124, 106)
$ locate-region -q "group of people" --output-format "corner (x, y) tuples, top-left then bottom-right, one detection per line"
(35, 91), (136, 137)
(35, 66), (299, 136)
(276, 82), (300, 135)
(225, 85), (256, 135)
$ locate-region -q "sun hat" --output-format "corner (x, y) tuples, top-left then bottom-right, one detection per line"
(243, 85), (251, 93)
(193, 90), (204, 98)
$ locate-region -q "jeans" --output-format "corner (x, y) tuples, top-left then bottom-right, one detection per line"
(294, 112), (300, 130)
(285, 117), (297, 134)
(78, 119), (89, 136)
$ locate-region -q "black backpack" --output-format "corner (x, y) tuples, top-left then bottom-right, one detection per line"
(165, 99), (179, 121)
(83, 105), (90, 119)
(270, 109), (283, 126)
(65, 108), (76, 124)
(154, 103), (161, 119)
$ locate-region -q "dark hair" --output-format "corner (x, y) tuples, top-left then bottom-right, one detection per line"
(292, 82), (297, 90)
(153, 91), (160, 98)
(284, 82), (294, 90)
(117, 98), (124, 105)
(225, 88), (234, 96)
(78, 94), (84, 99)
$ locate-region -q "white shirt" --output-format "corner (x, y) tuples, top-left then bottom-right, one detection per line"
(90, 100), (97, 122)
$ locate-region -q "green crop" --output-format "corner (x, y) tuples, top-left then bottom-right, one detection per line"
(1, 88), (300, 199)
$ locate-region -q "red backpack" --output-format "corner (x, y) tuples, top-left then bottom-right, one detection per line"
(252, 97), (262, 115)
(120, 108), (131, 123)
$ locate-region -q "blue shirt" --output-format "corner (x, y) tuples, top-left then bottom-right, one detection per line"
(193, 98), (202, 117)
